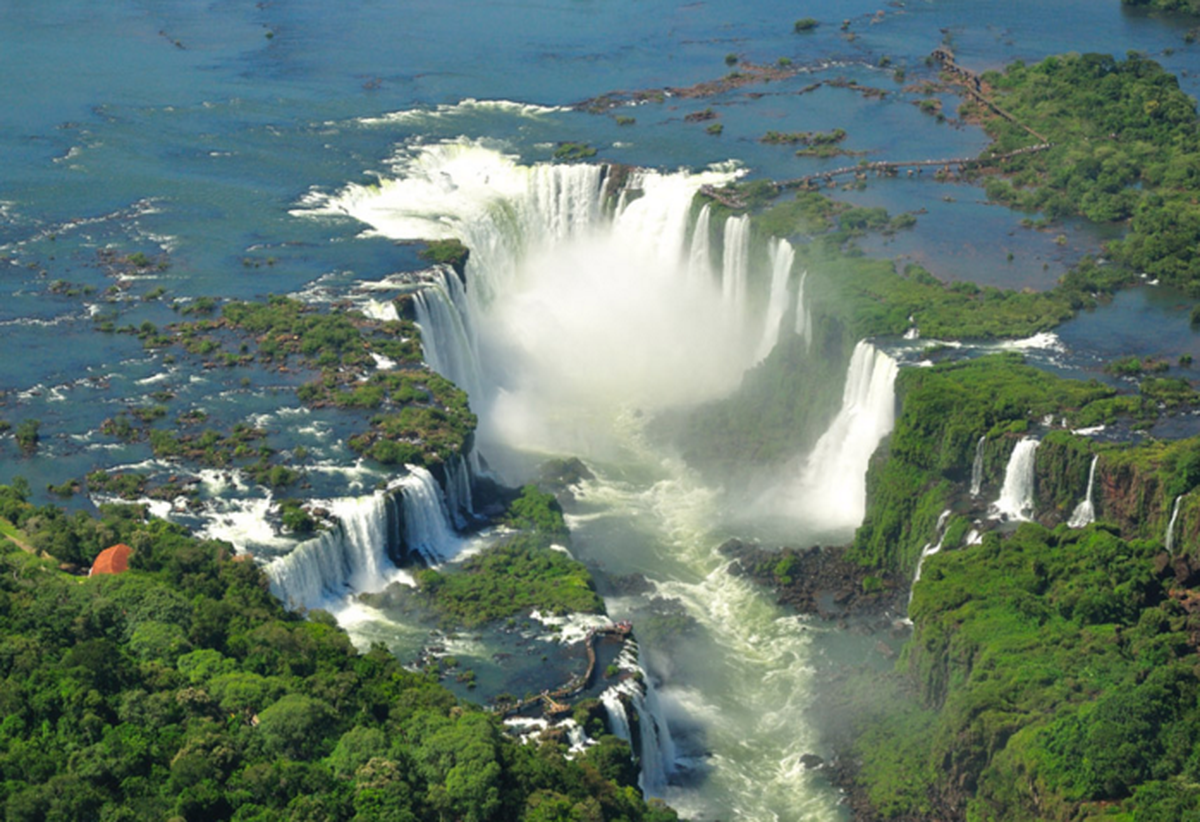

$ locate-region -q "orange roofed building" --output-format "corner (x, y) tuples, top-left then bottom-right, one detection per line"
(89, 543), (132, 577)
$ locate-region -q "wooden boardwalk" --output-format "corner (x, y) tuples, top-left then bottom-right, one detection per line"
(778, 142), (1052, 190)
(497, 621), (633, 719)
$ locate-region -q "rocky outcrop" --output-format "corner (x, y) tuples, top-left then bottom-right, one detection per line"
(720, 538), (903, 621)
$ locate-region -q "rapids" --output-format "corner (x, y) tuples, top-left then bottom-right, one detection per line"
(300, 140), (899, 817)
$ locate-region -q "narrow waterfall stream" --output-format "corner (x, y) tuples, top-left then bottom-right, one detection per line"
(1167, 495), (1185, 556)
(1068, 455), (1099, 529)
(970, 435), (986, 498)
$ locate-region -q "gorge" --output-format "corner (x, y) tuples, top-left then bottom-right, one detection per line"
(8, 1), (1200, 820)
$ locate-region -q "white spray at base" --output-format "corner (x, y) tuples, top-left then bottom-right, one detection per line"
(991, 437), (1040, 522)
(299, 140), (807, 459)
(1068, 455), (1099, 529)
(769, 341), (898, 533)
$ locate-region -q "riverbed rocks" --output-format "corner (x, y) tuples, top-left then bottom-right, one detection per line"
(719, 538), (903, 620)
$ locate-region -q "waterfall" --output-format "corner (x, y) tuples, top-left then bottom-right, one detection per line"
(395, 465), (461, 563)
(721, 215), (750, 325)
(362, 298), (400, 322)
(755, 238), (795, 362)
(907, 509), (952, 614)
(1067, 455), (1099, 529)
(413, 267), (485, 407)
(687, 203), (713, 284)
(1166, 495), (1184, 555)
(969, 435), (986, 498)
(599, 646), (676, 797)
(266, 491), (403, 610)
(793, 269), (812, 349)
(442, 453), (475, 529)
(265, 464), (465, 609)
(307, 140), (766, 447)
(991, 437), (1040, 522)
(781, 341), (898, 532)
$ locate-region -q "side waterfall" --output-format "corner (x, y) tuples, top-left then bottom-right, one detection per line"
(1067, 455), (1099, 529)
(396, 466), (462, 563)
(265, 466), (463, 610)
(755, 238), (795, 362)
(721, 215), (751, 328)
(599, 645), (676, 797)
(991, 438), (1040, 522)
(1167, 495), (1184, 555)
(687, 203), (713, 284)
(413, 266), (485, 407)
(969, 435), (986, 498)
(787, 341), (899, 532)
(442, 453), (476, 529)
(266, 491), (402, 611)
(907, 509), (953, 614)
(793, 269), (812, 349)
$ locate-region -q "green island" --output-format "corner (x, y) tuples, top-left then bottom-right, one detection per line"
(362, 486), (605, 629)
(0, 482), (676, 822)
(87, 293), (476, 488)
(965, 52), (1200, 293)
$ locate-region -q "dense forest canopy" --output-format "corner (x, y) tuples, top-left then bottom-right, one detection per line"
(0, 486), (675, 822)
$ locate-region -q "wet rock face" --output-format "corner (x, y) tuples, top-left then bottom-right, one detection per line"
(719, 538), (903, 620)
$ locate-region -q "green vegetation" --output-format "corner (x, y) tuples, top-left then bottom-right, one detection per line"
(552, 142), (598, 161)
(278, 499), (317, 535)
(970, 53), (1200, 293)
(13, 419), (39, 454)
(169, 297), (472, 471)
(705, 122), (723, 136)
(804, 253), (1074, 342)
(849, 522), (1200, 820)
(821, 346), (1200, 819)
(419, 238), (469, 272)
(145, 423), (301, 489)
(0, 484), (676, 821)
(1123, 0), (1200, 13)
(851, 355), (1117, 573)
(412, 535), (603, 628)
(793, 17), (819, 32)
(760, 128), (859, 158)
(392, 487), (602, 628)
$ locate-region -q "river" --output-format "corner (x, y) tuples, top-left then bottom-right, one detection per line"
(5, 2), (1200, 819)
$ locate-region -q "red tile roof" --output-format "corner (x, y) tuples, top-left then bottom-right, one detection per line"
(90, 543), (132, 576)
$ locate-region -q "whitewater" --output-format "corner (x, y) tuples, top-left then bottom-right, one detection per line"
(294, 138), (900, 819)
